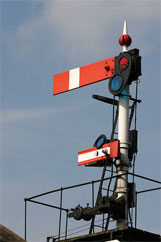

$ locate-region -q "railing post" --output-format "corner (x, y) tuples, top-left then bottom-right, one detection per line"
(135, 193), (137, 228)
(92, 181), (95, 233)
(58, 187), (63, 241)
(92, 181), (94, 208)
(65, 209), (69, 239)
(24, 199), (27, 240)
(102, 213), (105, 231)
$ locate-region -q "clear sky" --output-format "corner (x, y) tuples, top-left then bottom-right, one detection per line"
(1, 0), (161, 241)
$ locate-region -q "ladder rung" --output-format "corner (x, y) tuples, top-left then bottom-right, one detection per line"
(94, 224), (105, 229)
(102, 187), (108, 191)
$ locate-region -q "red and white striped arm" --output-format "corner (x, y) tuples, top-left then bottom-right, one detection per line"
(78, 140), (120, 166)
(53, 57), (115, 95)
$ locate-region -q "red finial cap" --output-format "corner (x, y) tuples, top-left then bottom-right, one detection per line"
(119, 34), (132, 47)
(119, 20), (132, 52)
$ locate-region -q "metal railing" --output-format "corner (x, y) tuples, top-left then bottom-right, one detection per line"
(24, 172), (161, 241)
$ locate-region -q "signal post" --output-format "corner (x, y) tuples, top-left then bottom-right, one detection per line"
(115, 21), (131, 228)
(53, 20), (142, 237)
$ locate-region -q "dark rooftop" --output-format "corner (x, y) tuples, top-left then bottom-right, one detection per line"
(60, 226), (161, 242)
(0, 224), (26, 242)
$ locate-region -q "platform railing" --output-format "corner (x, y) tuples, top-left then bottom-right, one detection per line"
(24, 172), (161, 241)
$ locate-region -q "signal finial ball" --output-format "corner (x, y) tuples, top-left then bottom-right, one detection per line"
(119, 34), (132, 47)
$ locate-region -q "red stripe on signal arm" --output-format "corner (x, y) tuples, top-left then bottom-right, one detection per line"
(78, 140), (119, 156)
(78, 156), (106, 166)
(78, 146), (96, 155)
(53, 71), (69, 95)
(53, 57), (115, 95)
(78, 140), (120, 166)
(79, 57), (115, 87)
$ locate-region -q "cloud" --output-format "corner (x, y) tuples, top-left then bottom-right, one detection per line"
(0, 100), (90, 123)
(5, 1), (160, 63)
(0, 108), (55, 123)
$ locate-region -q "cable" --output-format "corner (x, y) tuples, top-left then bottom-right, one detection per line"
(134, 80), (139, 130)
(58, 216), (114, 239)
(107, 162), (114, 198)
(132, 79), (139, 182)
(132, 153), (136, 183)
(112, 95), (115, 139)
(128, 79), (139, 228)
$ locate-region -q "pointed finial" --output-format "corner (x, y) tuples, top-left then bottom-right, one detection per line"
(123, 20), (128, 35)
(119, 20), (132, 52)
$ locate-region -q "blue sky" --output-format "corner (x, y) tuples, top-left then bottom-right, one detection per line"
(1, 0), (161, 241)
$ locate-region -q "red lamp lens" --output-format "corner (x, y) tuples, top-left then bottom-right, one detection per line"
(120, 57), (128, 69)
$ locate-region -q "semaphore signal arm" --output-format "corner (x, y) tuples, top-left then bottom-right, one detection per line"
(53, 56), (115, 95)
(53, 49), (141, 96)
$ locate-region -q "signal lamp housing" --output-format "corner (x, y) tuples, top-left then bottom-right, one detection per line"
(108, 52), (131, 96)
(108, 49), (141, 96)
(93, 134), (109, 149)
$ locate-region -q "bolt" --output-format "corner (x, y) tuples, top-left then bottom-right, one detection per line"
(105, 66), (110, 72)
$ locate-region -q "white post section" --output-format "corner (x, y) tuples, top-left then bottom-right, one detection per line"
(115, 20), (131, 228)
(115, 86), (130, 228)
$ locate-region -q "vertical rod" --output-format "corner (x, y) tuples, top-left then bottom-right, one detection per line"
(110, 104), (119, 141)
(135, 193), (137, 228)
(24, 199), (27, 240)
(129, 102), (135, 129)
(92, 181), (94, 208)
(105, 214), (110, 231)
(115, 86), (130, 228)
(65, 210), (69, 239)
(89, 159), (108, 234)
(91, 181), (95, 233)
(58, 188), (63, 241)
(102, 213), (104, 231)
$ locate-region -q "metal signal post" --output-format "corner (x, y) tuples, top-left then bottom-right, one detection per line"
(115, 86), (130, 228)
(115, 21), (131, 228)
(52, 20), (142, 233)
